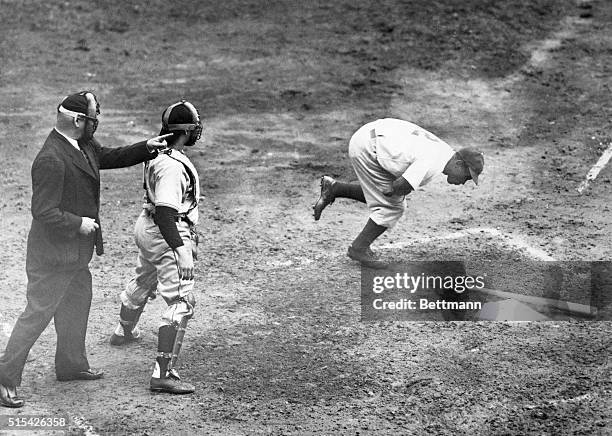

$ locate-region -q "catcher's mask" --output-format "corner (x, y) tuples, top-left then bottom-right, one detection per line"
(160, 100), (202, 146)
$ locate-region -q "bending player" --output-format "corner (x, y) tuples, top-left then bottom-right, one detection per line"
(313, 118), (484, 269)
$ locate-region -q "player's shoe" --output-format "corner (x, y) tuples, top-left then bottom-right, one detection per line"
(150, 369), (195, 394)
(109, 325), (142, 346)
(347, 245), (388, 269)
(313, 175), (336, 221)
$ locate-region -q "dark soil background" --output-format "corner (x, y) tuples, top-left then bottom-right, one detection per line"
(0, 0), (611, 434)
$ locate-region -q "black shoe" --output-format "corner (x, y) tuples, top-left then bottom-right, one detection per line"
(109, 327), (142, 346)
(150, 370), (195, 395)
(347, 245), (388, 269)
(0, 383), (24, 408)
(57, 368), (104, 382)
(313, 175), (336, 221)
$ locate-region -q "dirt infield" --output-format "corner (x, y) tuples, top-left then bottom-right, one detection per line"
(0, 0), (611, 434)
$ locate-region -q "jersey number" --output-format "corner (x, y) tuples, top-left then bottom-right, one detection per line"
(411, 129), (439, 142)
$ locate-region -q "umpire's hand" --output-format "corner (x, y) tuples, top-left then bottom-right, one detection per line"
(79, 217), (99, 235)
(146, 133), (174, 152)
(383, 176), (414, 197)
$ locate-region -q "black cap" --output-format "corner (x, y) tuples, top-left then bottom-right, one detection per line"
(165, 104), (194, 125)
(58, 93), (90, 115)
(456, 148), (484, 185)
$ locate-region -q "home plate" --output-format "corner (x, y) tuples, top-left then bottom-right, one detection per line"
(478, 299), (551, 321)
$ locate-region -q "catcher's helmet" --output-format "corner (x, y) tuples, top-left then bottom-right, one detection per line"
(160, 100), (202, 146)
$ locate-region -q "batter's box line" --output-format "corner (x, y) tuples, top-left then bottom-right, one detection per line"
(379, 226), (555, 261)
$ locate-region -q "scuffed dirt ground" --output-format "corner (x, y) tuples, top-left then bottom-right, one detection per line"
(0, 0), (611, 434)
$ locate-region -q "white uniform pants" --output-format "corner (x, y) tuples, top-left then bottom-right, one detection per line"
(120, 211), (195, 326)
(348, 123), (406, 228)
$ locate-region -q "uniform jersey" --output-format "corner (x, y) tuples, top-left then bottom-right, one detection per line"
(143, 150), (200, 225)
(370, 118), (455, 190)
(120, 147), (200, 328)
(348, 119), (457, 228)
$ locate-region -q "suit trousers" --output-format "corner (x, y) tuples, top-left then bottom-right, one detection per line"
(0, 266), (92, 387)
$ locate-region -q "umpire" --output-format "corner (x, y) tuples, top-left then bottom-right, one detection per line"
(0, 91), (170, 408)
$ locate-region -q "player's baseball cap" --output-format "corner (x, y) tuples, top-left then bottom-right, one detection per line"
(456, 148), (484, 185)
(165, 104), (194, 125)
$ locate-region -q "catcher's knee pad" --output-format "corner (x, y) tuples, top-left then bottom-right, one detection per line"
(185, 293), (196, 310)
(161, 295), (195, 326)
(120, 303), (145, 324)
(121, 283), (155, 310)
(160, 296), (195, 369)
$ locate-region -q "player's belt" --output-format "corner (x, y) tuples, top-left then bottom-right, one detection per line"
(370, 128), (384, 138)
(144, 208), (192, 224)
(174, 215), (191, 223)
(369, 128), (380, 156)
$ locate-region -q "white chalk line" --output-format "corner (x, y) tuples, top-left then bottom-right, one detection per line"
(71, 416), (100, 436)
(577, 140), (612, 193)
(477, 287), (597, 317)
(379, 227), (556, 261)
(545, 393), (592, 406)
(0, 320), (101, 436)
(526, 393), (593, 410)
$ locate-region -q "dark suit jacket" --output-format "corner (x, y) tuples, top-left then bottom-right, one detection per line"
(26, 129), (153, 270)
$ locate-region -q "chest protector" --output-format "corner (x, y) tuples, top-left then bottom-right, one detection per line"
(143, 150), (200, 225)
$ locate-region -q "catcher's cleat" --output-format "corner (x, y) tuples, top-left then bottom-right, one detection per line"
(150, 370), (195, 395)
(109, 325), (142, 346)
(313, 175), (336, 221)
(347, 245), (388, 269)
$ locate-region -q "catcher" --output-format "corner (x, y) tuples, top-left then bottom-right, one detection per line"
(109, 100), (203, 394)
(313, 118), (484, 269)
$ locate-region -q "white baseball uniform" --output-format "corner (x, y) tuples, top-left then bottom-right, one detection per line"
(348, 118), (455, 228)
(120, 149), (200, 326)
